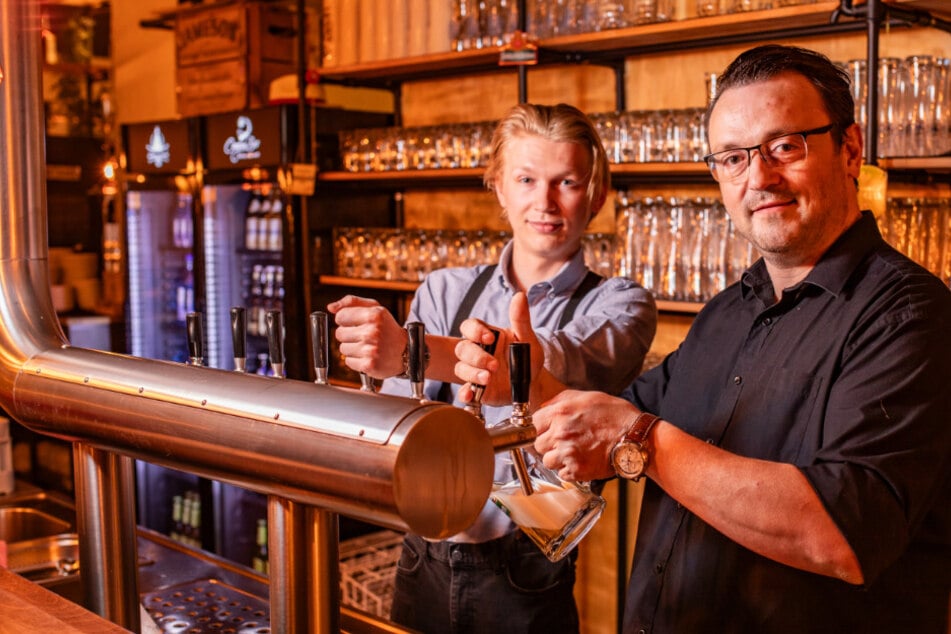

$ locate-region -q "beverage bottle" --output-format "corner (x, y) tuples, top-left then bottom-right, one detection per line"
(170, 494), (184, 541)
(266, 190), (283, 252)
(187, 494), (202, 548)
(251, 517), (269, 574)
(258, 265), (275, 337)
(244, 192), (263, 250)
(174, 193), (193, 249)
(176, 253), (195, 323)
(248, 264), (264, 336)
(178, 494), (193, 544)
(255, 192), (272, 252)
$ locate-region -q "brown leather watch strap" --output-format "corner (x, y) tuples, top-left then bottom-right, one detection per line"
(620, 412), (661, 445)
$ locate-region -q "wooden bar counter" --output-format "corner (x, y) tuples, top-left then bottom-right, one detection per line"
(0, 566), (130, 634)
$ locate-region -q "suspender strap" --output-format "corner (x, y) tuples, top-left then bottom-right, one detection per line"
(436, 264), (497, 403)
(558, 270), (603, 330)
(448, 264), (497, 338)
(436, 265), (603, 403)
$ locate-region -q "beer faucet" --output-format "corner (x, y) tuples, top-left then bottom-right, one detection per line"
(359, 372), (376, 392)
(507, 342), (535, 496)
(266, 309), (285, 379)
(406, 321), (427, 401)
(463, 328), (500, 421)
(231, 306), (247, 372)
(310, 310), (329, 386)
(186, 312), (204, 366)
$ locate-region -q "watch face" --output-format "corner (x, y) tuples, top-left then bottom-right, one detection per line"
(613, 443), (646, 479)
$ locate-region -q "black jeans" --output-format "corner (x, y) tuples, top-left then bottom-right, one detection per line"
(389, 531), (580, 634)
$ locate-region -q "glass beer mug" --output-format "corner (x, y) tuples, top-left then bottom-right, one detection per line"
(489, 343), (606, 562)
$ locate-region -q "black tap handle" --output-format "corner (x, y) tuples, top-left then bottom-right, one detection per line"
(406, 321), (426, 383)
(266, 310), (284, 365)
(230, 307), (246, 359)
(509, 342), (531, 404)
(310, 311), (329, 372)
(472, 328), (501, 389)
(186, 312), (203, 364)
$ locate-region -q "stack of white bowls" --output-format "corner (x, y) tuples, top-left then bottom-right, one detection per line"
(49, 248), (101, 313)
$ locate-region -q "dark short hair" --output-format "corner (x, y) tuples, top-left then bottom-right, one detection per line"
(484, 103), (610, 209)
(705, 45), (855, 146)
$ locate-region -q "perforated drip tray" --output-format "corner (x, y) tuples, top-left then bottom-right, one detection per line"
(142, 578), (270, 634)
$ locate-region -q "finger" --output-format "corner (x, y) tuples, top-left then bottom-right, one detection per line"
(454, 358), (491, 387)
(509, 292), (536, 344)
(327, 295), (379, 314)
(457, 382), (474, 404)
(459, 317), (499, 346)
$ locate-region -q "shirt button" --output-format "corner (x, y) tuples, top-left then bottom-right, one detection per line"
(706, 438), (715, 444)
(676, 502), (684, 510)
(654, 562), (665, 574)
(637, 630), (647, 634)
(451, 548), (462, 562)
(734, 375), (742, 385)
(763, 317), (772, 325)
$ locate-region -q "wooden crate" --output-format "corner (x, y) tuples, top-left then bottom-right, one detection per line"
(175, 1), (298, 117)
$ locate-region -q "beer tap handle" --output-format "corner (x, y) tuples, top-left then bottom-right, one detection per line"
(509, 342), (531, 422)
(230, 307), (247, 372)
(406, 321), (426, 401)
(310, 310), (329, 385)
(266, 309), (285, 378)
(464, 328), (500, 419)
(186, 312), (204, 366)
(508, 341), (534, 496)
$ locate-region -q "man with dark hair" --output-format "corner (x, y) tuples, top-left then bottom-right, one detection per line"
(457, 44), (951, 631)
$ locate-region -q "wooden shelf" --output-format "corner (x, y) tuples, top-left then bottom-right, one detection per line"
(318, 3), (858, 85)
(319, 275), (421, 293)
(318, 163), (712, 186)
(879, 156), (951, 173)
(320, 275), (707, 313)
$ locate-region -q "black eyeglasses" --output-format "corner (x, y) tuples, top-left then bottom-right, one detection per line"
(703, 123), (836, 183)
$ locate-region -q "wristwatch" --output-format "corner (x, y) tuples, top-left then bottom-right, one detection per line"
(610, 412), (661, 481)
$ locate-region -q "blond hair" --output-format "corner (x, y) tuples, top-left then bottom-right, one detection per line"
(484, 103), (610, 212)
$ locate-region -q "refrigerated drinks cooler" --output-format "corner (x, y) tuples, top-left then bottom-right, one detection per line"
(201, 106), (294, 375)
(123, 118), (200, 363)
(122, 117), (213, 548)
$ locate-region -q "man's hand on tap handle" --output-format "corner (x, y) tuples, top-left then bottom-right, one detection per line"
(327, 295), (407, 379)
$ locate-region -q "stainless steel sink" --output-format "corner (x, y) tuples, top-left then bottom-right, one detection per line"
(7, 533), (80, 580)
(0, 507), (71, 542)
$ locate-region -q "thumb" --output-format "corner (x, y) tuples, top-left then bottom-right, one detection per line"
(509, 292), (536, 345)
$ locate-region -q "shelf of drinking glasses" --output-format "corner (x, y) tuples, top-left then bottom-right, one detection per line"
(320, 275), (708, 314)
(317, 2), (856, 86)
(611, 162), (714, 183)
(540, 2), (848, 57)
(319, 275), (421, 293)
(318, 168), (485, 188)
(319, 163), (713, 187)
(878, 156), (951, 173)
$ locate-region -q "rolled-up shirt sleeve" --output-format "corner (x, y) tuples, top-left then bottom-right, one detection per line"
(536, 276), (657, 395)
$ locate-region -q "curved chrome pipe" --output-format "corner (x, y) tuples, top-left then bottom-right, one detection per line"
(0, 0), (493, 540)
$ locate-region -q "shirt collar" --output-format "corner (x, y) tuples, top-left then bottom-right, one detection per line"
(741, 210), (884, 304)
(497, 240), (589, 294)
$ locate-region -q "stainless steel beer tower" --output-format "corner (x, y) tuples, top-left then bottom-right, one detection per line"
(0, 2), (508, 631)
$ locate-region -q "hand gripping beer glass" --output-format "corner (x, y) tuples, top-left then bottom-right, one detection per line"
(490, 342), (606, 562)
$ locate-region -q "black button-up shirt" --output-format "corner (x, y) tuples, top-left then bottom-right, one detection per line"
(626, 212), (951, 633)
